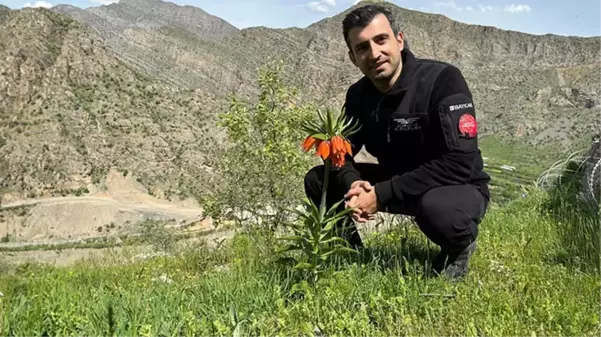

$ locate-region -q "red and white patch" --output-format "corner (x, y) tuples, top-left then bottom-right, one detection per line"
(458, 113), (478, 138)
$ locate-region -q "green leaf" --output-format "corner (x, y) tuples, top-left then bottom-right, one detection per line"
(293, 262), (314, 270)
(275, 257), (297, 266)
(334, 246), (359, 254)
(233, 321), (246, 337)
(275, 244), (302, 254)
(320, 237), (349, 245)
(277, 235), (306, 242)
(326, 109), (334, 134)
(229, 303), (239, 327)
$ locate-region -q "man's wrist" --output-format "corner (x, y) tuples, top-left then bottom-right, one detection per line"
(374, 180), (396, 211)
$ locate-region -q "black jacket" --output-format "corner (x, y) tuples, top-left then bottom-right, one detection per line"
(335, 48), (491, 210)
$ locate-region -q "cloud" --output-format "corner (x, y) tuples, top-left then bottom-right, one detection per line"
(503, 4), (532, 13)
(307, 0), (336, 13)
(433, 2), (528, 13)
(89, 0), (120, 4)
(23, 1), (52, 8)
(433, 1), (474, 11)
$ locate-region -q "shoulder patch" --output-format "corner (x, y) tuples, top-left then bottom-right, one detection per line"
(437, 93), (479, 152)
(458, 113), (478, 138)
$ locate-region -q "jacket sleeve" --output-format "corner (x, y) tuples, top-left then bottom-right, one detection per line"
(374, 65), (482, 209)
(332, 85), (365, 192)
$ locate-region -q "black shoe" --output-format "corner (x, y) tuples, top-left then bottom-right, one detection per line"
(432, 241), (477, 280)
(343, 229), (364, 250)
(336, 219), (364, 250)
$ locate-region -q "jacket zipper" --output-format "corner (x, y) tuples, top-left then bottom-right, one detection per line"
(371, 96), (393, 143)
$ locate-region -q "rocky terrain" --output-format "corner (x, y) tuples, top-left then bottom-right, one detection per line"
(52, 0), (238, 40)
(50, 0), (600, 146)
(0, 0), (599, 243)
(0, 7), (222, 203)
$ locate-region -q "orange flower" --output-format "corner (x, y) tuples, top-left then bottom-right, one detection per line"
(330, 135), (354, 168)
(302, 134), (353, 167)
(316, 140), (331, 160)
(302, 135), (317, 152)
(331, 135), (345, 154)
(329, 136), (344, 168)
(332, 151), (345, 168)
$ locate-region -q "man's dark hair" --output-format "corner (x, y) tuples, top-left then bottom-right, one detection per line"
(342, 4), (399, 50)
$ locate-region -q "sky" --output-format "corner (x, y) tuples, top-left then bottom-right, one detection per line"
(2, 0), (599, 37)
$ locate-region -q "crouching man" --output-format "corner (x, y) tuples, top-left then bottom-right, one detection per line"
(304, 4), (490, 279)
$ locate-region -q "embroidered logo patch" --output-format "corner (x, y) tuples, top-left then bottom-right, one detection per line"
(458, 113), (477, 138)
(449, 102), (473, 111)
(393, 117), (421, 131)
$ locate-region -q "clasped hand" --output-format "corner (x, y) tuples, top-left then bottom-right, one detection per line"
(344, 180), (378, 223)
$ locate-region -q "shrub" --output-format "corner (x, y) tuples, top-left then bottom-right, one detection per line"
(199, 62), (321, 231)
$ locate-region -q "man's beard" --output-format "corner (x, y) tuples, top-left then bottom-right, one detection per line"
(371, 60), (399, 82)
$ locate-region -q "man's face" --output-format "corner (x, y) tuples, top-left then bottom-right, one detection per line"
(347, 14), (404, 83)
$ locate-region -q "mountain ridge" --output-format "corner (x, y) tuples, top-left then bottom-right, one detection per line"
(1, 2), (599, 202)
(52, 0), (239, 41)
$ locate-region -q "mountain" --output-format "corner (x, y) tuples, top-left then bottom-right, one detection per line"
(51, 0), (242, 89)
(53, 0), (600, 147)
(52, 0), (238, 41)
(0, 4), (10, 21)
(0, 7), (222, 202)
(1, 1), (600, 202)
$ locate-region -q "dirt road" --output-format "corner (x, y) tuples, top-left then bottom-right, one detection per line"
(2, 195), (204, 217)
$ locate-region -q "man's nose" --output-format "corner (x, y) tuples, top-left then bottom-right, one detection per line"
(369, 42), (381, 60)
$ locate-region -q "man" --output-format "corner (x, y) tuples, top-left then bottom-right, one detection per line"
(303, 4), (490, 279)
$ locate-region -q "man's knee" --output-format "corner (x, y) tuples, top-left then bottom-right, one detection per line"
(416, 185), (486, 249)
(304, 165), (325, 199)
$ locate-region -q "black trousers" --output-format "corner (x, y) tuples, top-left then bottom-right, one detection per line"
(304, 163), (489, 251)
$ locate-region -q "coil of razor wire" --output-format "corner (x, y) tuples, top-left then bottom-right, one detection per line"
(582, 134), (600, 204)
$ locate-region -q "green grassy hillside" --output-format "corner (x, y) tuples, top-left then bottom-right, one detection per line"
(1, 189), (599, 336)
(1, 73), (599, 337)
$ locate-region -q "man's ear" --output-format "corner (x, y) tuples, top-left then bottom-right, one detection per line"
(396, 31), (404, 50)
(348, 50), (357, 67)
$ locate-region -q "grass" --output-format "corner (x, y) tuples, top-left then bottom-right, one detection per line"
(0, 133), (597, 336)
(1, 189), (599, 336)
(479, 135), (561, 205)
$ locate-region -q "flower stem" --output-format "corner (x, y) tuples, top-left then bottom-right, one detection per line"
(320, 158), (330, 219)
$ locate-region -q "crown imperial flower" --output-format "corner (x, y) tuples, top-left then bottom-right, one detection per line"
(300, 108), (360, 168)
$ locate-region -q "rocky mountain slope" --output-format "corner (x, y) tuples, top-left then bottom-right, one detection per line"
(52, 0), (238, 41)
(0, 7), (221, 202)
(52, 0), (600, 147)
(1, 1), (599, 203)
(51, 0), (240, 89)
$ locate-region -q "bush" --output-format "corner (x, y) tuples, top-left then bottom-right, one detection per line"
(199, 62), (321, 231)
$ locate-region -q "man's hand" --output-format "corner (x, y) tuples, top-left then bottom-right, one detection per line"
(344, 180), (378, 223)
(348, 180), (373, 194)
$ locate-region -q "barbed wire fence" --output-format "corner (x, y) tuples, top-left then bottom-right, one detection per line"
(536, 134), (600, 206)
(582, 134), (600, 204)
